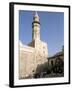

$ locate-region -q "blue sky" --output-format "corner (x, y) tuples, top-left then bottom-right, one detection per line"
(19, 10), (64, 56)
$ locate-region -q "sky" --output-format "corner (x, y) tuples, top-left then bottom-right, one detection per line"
(19, 10), (64, 56)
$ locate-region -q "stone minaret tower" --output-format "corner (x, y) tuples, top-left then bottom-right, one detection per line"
(28, 11), (48, 59)
(19, 11), (48, 79)
(32, 11), (40, 41)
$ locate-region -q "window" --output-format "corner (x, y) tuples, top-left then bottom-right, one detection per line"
(51, 60), (53, 66)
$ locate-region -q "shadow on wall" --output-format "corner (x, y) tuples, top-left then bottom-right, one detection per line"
(33, 57), (64, 78)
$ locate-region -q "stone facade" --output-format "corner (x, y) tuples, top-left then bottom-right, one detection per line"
(19, 12), (48, 79)
(48, 50), (64, 67)
(48, 49), (64, 74)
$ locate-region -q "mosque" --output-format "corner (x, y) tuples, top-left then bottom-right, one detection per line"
(19, 12), (48, 79)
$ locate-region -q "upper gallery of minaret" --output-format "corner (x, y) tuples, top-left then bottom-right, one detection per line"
(32, 11), (40, 41)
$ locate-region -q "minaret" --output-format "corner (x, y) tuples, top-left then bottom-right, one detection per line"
(32, 11), (40, 41)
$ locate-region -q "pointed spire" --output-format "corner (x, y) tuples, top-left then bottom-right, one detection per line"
(35, 11), (39, 17)
(33, 11), (39, 22)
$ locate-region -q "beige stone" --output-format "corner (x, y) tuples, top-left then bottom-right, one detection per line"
(19, 12), (48, 79)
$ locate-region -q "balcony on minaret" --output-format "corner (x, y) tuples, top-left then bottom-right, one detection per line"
(32, 11), (40, 25)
